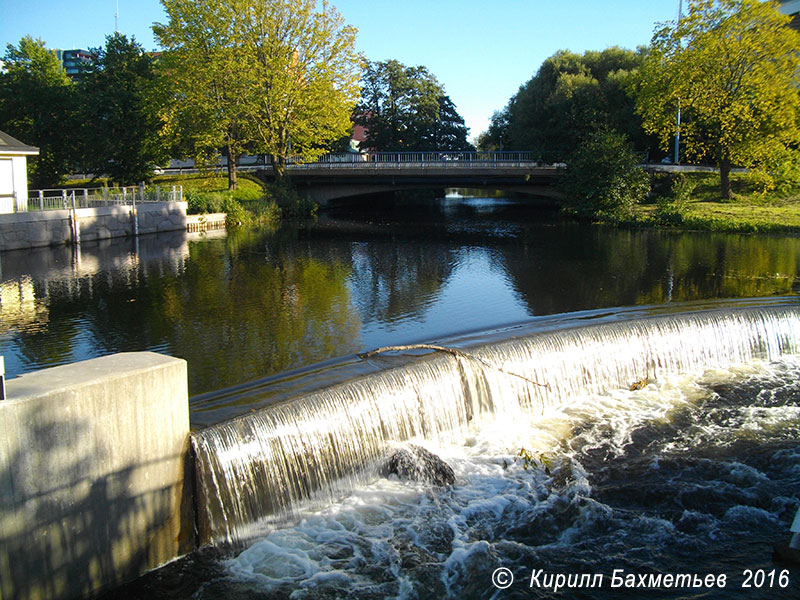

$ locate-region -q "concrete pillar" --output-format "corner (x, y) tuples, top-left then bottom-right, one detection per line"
(0, 352), (192, 600)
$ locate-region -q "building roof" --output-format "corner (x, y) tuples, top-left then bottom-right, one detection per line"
(0, 130), (39, 155)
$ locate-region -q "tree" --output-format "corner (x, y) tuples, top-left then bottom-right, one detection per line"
(241, 0), (361, 177)
(78, 33), (168, 185)
(476, 109), (509, 151)
(423, 95), (472, 151)
(634, 0), (800, 198)
(155, 0), (361, 186)
(559, 128), (650, 221)
(154, 0), (254, 189)
(0, 36), (78, 187)
(479, 48), (653, 160)
(355, 59), (472, 151)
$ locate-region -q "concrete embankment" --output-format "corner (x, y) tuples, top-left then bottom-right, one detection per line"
(0, 202), (189, 251)
(0, 352), (192, 600)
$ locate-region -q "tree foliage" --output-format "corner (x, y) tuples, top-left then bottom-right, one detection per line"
(154, 0), (255, 189)
(559, 128), (650, 221)
(78, 33), (168, 185)
(154, 0), (361, 186)
(355, 59), (472, 151)
(634, 0), (800, 198)
(0, 36), (77, 187)
(242, 0), (362, 174)
(479, 47), (653, 160)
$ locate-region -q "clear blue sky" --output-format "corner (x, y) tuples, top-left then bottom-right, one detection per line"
(0, 0), (680, 139)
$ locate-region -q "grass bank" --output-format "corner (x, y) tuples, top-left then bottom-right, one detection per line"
(626, 171), (800, 235)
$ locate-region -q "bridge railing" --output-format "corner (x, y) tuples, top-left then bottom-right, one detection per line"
(294, 151), (550, 169)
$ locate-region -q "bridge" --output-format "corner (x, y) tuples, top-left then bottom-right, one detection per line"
(258, 152), (564, 204)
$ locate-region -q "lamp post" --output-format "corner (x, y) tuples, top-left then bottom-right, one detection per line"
(674, 0), (683, 165)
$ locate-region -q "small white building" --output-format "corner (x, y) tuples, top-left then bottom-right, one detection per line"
(0, 130), (39, 214)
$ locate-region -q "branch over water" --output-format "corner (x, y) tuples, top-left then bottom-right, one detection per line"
(360, 344), (549, 389)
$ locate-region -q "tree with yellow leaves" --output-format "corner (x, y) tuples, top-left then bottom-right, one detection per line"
(634, 0), (800, 198)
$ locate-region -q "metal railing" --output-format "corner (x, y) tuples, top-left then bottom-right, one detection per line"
(23, 185), (183, 213)
(153, 151), (558, 175)
(299, 151), (550, 169)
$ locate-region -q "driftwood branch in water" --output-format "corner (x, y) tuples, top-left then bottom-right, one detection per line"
(360, 344), (549, 389)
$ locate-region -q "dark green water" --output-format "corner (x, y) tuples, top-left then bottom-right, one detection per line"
(1, 196), (799, 414)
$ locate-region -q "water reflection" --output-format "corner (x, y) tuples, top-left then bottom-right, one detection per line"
(1, 197), (799, 401)
(499, 225), (800, 315)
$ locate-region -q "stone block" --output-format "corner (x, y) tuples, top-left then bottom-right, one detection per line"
(0, 353), (193, 600)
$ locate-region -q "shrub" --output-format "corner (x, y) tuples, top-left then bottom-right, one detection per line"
(222, 196), (249, 228)
(653, 174), (695, 226)
(185, 189), (227, 214)
(271, 180), (318, 219)
(248, 197), (282, 224)
(559, 128), (650, 221)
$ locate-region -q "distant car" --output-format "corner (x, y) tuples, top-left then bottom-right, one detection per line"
(661, 156), (673, 164)
(153, 167), (165, 174)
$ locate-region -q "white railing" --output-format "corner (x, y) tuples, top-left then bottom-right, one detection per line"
(23, 185), (183, 213)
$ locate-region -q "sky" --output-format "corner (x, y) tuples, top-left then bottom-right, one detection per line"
(0, 0), (681, 140)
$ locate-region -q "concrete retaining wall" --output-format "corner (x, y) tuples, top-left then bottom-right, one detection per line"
(0, 202), (188, 251)
(0, 352), (192, 600)
(186, 212), (226, 233)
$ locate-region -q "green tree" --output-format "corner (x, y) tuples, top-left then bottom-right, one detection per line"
(634, 0), (800, 198)
(559, 128), (650, 221)
(241, 0), (361, 177)
(476, 109), (509, 151)
(0, 36), (77, 187)
(355, 59), (471, 151)
(155, 0), (361, 187)
(155, 0), (253, 189)
(423, 95), (472, 151)
(78, 33), (168, 185)
(480, 47), (652, 160)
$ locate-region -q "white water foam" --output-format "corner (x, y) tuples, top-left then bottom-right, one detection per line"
(216, 355), (800, 599)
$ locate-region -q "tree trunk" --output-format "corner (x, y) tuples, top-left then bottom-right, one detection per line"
(270, 154), (286, 182)
(226, 144), (238, 190)
(719, 155), (732, 200)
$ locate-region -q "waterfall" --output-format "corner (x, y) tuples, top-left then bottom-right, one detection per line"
(192, 305), (800, 547)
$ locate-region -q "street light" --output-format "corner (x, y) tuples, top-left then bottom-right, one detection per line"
(674, 0), (683, 165)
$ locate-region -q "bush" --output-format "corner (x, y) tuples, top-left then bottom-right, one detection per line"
(559, 128), (650, 221)
(247, 197), (282, 224)
(185, 189), (227, 214)
(222, 197), (249, 228)
(271, 180), (317, 219)
(654, 173), (695, 225)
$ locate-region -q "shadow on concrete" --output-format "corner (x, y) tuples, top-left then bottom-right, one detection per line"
(0, 400), (194, 600)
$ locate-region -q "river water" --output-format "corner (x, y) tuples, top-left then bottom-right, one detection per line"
(1, 196), (799, 411)
(2, 194), (800, 598)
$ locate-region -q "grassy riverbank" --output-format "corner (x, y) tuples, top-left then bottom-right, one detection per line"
(156, 173), (318, 223)
(626, 172), (800, 234)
